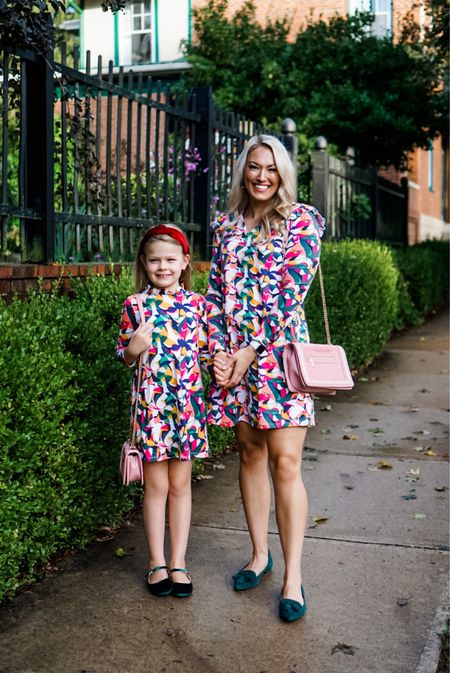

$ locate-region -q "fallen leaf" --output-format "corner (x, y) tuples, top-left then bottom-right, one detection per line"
(397, 597), (409, 607)
(321, 428), (331, 434)
(312, 515), (329, 524)
(401, 490), (417, 500)
(414, 429), (431, 436)
(413, 513), (426, 519)
(113, 547), (127, 558)
(228, 507), (239, 512)
(420, 388), (431, 393)
(377, 460), (393, 470)
(413, 446), (426, 452)
(343, 485), (354, 490)
(358, 376), (369, 382)
(409, 407), (419, 412)
(369, 418), (379, 422)
(331, 643), (355, 655)
(406, 468), (420, 479)
(424, 449), (437, 456)
(343, 434), (359, 440)
(196, 474), (214, 480)
(435, 486), (447, 492)
(212, 463), (226, 470)
(321, 405), (333, 411)
(368, 427), (384, 434)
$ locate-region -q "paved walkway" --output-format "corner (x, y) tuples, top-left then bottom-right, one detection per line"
(1, 311), (449, 673)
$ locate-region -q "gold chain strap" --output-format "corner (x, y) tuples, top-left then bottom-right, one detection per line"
(130, 354), (143, 447)
(129, 292), (145, 448)
(318, 262), (331, 345)
(282, 226), (331, 345)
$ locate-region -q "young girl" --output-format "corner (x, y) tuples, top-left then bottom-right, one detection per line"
(116, 224), (209, 598)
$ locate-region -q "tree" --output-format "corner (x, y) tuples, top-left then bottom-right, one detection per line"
(0, 1), (65, 53)
(183, 0), (448, 168)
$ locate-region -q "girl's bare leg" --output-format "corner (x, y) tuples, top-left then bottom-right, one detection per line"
(143, 460), (169, 584)
(266, 427), (308, 604)
(168, 459), (193, 584)
(235, 421), (271, 573)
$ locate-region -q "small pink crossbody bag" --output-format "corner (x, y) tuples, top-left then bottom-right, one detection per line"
(281, 245), (354, 396)
(120, 294), (145, 486)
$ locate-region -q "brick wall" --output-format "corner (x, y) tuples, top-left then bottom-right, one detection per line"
(0, 261), (210, 302)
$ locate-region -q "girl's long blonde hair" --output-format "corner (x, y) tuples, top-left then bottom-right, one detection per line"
(227, 134), (296, 241)
(134, 224), (192, 292)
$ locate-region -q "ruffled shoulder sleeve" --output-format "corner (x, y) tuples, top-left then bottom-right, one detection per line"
(210, 212), (231, 233)
(288, 203), (326, 238)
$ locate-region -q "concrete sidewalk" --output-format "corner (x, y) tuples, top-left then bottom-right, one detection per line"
(1, 311), (449, 673)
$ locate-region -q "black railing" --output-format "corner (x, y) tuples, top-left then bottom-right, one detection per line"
(311, 139), (408, 246)
(0, 41), (408, 264)
(0, 42), (264, 263)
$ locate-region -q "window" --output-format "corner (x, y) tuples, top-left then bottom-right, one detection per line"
(130, 0), (152, 64)
(371, 0), (392, 37)
(348, 0), (392, 37)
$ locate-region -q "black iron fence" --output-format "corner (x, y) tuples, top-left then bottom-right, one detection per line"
(0, 42), (264, 263)
(0, 42), (407, 265)
(311, 138), (408, 246)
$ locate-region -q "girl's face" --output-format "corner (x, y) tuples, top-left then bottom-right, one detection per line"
(243, 145), (280, 207)
(141, 239), (189, 291)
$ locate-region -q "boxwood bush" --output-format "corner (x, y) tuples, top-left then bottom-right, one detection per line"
(305, 240), (399, 369)
(0, 238), (447, 600)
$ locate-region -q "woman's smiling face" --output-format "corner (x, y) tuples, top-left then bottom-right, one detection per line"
(243, 144), (280, 207)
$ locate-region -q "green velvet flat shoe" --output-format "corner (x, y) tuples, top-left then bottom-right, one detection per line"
(279, 585), (307, 622)
(146, 565), (172, 597)
(232, 550), (273, 591)
(169, 568), (193, 598)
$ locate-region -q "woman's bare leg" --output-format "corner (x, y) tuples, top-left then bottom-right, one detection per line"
(266, 427), (308, 604)
(168, 459), (193, 584)
(143, 460), (170, 584)
(235, 421), (271, 573)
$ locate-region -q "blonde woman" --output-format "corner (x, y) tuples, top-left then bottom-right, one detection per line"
(206, 135), (325, 622)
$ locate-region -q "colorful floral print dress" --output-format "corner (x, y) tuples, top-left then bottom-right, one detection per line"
(117, 286), (209, 462)
(206, 203), (325, 430)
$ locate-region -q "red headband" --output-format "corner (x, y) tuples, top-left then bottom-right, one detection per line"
(143, 225), (190, 254)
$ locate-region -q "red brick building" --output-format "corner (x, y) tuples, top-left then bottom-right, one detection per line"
(76, 0), (449, 242)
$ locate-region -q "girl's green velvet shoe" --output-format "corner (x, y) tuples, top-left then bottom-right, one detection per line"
(279, 585), (307, 622)
(232, 551), (273, 591)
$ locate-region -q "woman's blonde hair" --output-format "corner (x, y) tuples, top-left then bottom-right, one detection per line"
(134, 224), (192, 292)
(227, 134), (296, 240)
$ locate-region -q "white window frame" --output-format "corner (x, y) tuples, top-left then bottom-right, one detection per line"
(348, 0), (392, 37)
(119, 0), (156, 67)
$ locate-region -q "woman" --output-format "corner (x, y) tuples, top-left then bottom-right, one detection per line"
(206, 134), (325, 622)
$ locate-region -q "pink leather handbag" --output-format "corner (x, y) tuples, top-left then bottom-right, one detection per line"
(120, 294), (145, 486)
(282, 263), (354, 396)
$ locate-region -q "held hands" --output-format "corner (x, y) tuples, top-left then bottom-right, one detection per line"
(213, 346), (256, 389)
(124, 320), (154, 365)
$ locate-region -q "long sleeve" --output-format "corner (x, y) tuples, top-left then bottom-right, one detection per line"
(116, 295), (139, 365)
(255, 206), (324, 344)
(197, 295), (212, 368)
(205, 224), (228, 355)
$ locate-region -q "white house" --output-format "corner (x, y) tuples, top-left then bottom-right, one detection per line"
(78, 0), (192, 75)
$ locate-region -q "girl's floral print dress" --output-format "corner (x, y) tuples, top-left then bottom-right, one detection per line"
(117, 286), (209, 462)
(206, 203), (325, 430)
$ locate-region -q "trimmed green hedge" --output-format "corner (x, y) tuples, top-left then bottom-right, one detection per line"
(305, 240), (399, 369)
(0, 238), (447, 600)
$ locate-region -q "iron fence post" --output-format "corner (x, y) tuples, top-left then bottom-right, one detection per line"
(280, 118), (298, 198)
(311, 136), (329, 234)
(372, 166), (379, 240)
(192, 86), (213, 259)
(22, 18), (54, 263)
(400, 176), (409, 247)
